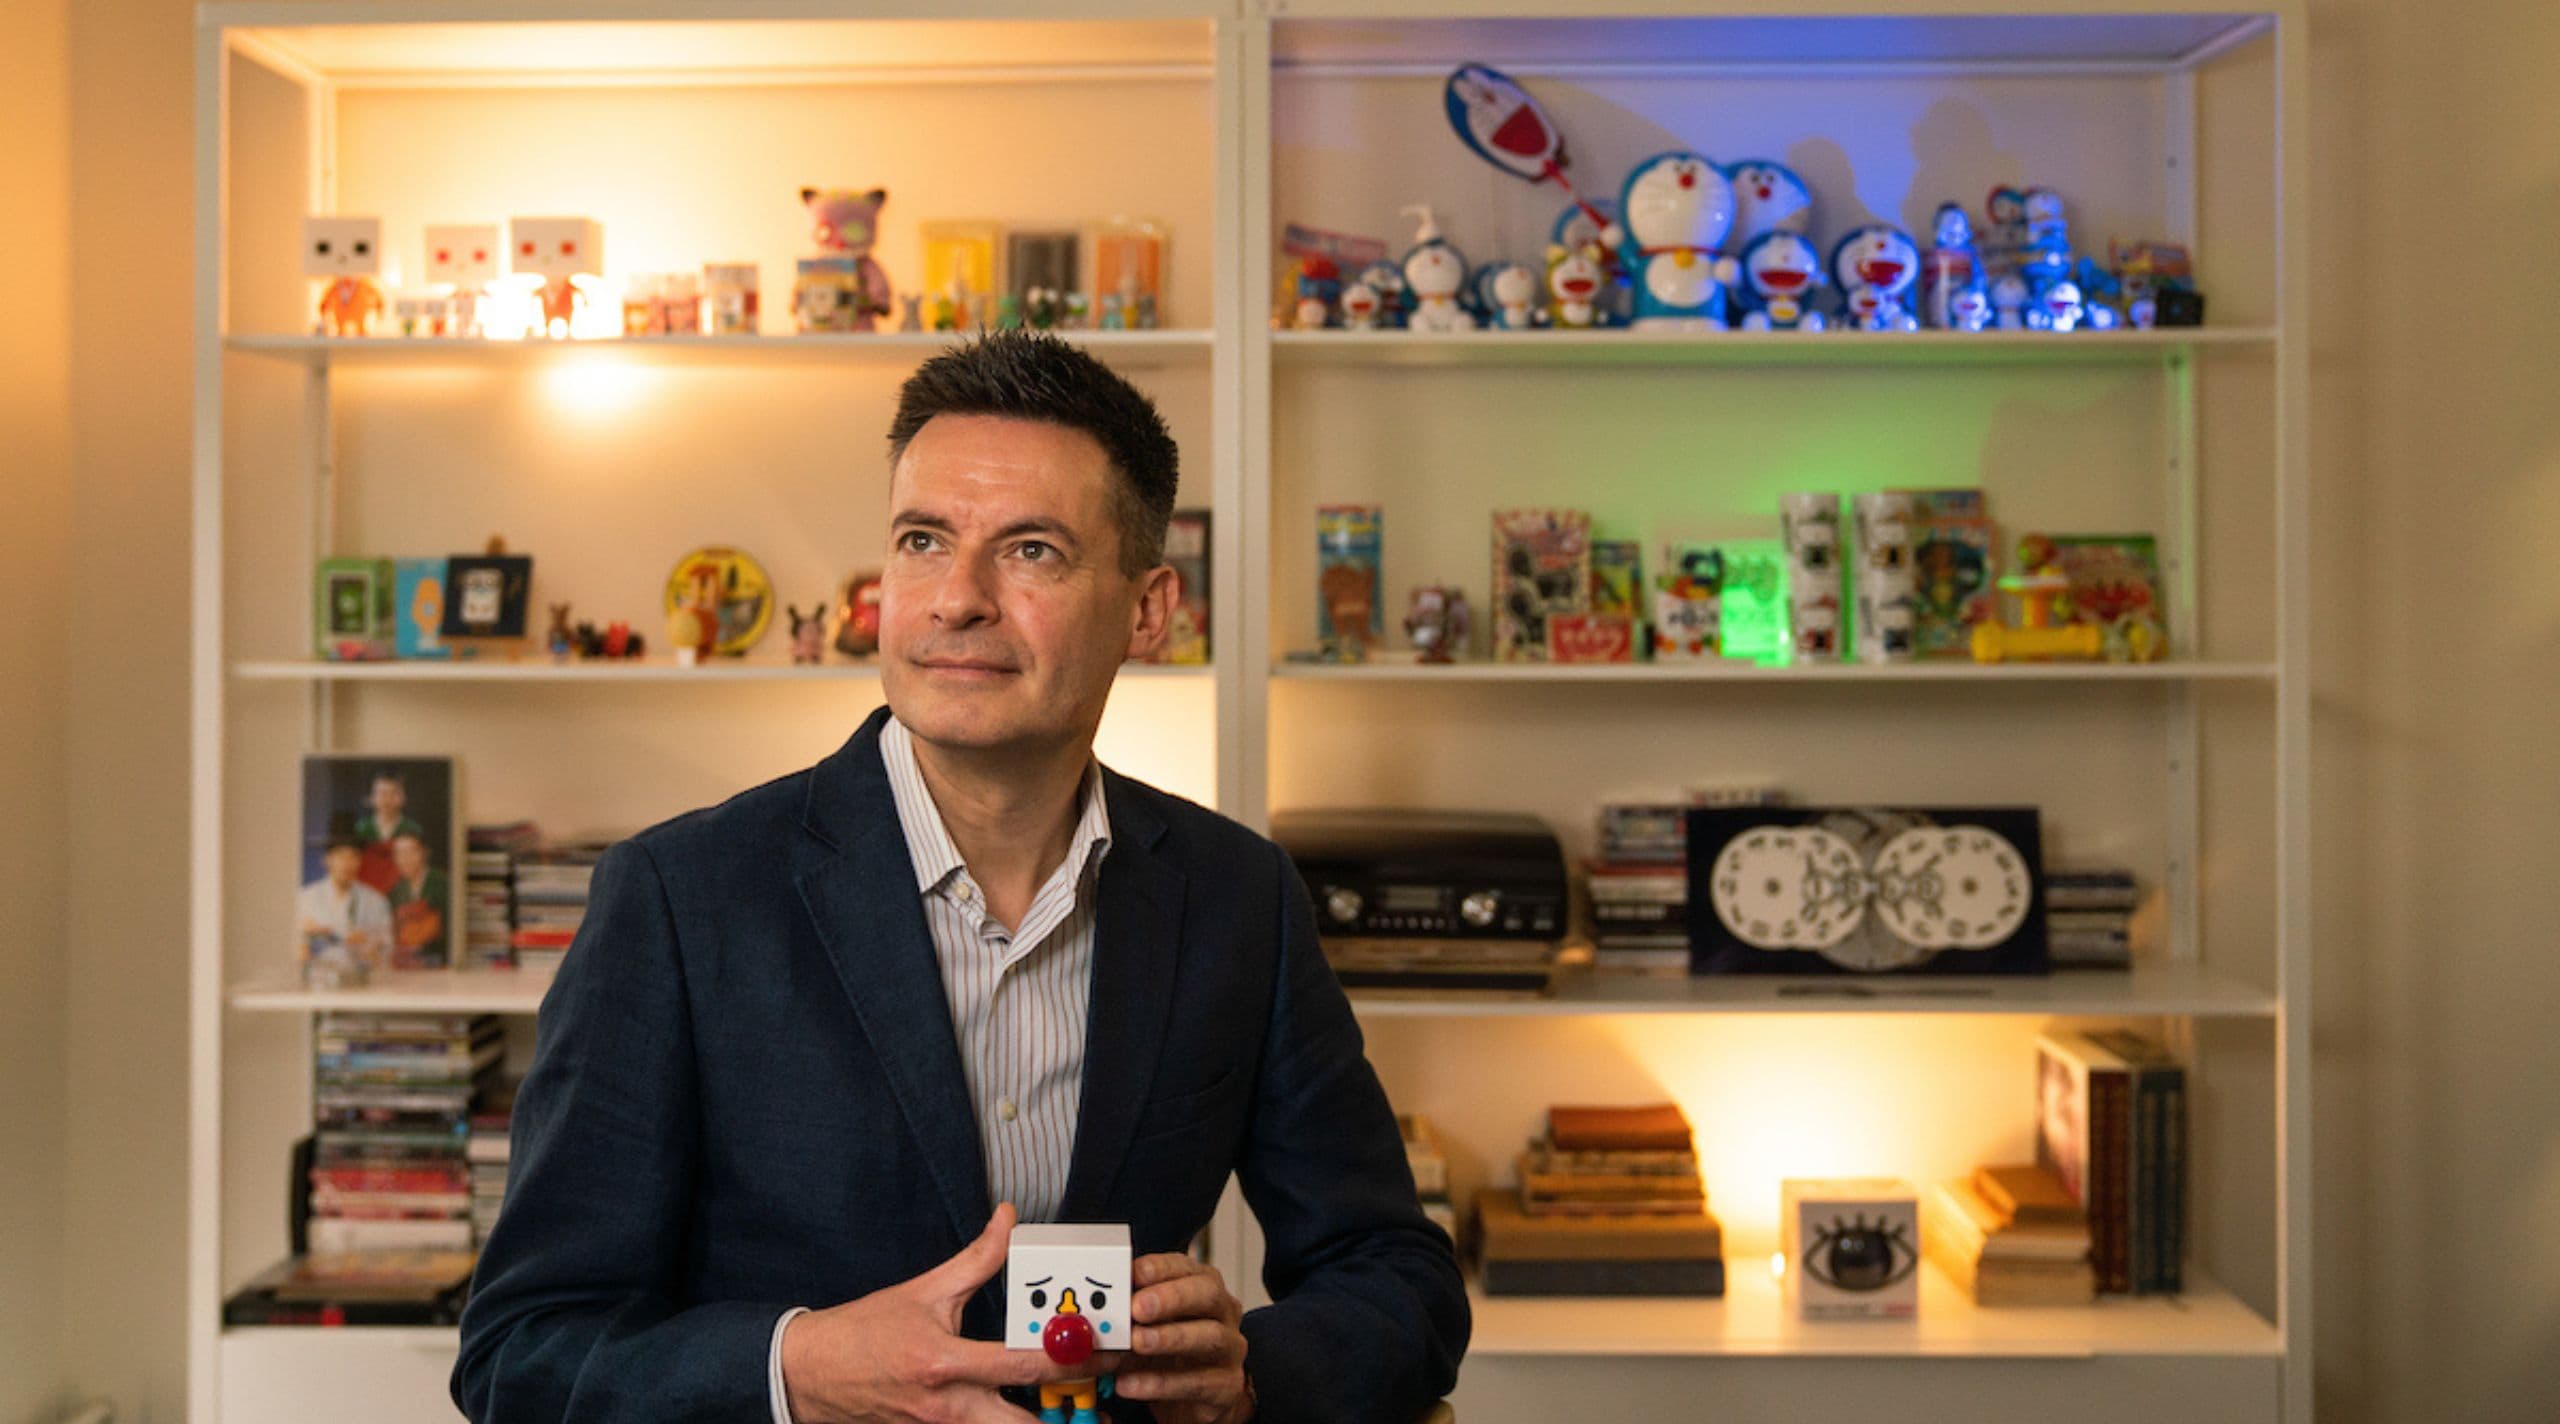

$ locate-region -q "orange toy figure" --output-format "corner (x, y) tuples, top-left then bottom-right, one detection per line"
(306, 217), (385, 336)
(665, 560), (721, 666)
(511, 217), (604, 338)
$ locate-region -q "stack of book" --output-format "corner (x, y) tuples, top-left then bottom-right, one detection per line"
(309, 1012), (502, 1254)
(223, 1249), (479, 1327)
(468, 1078), (517, 1247)
(2035, 1028), (2188, 1294)
(465, 821), (541, 970)
(510, 840), (608, 973)
(1400, 1113), (1458, 1245)
(1475, 1102), (1724, 1296)
(2044, 867), (2142, 968)
(1584, 790), (1778, 975)
(1922, 1164), (2096, 1306)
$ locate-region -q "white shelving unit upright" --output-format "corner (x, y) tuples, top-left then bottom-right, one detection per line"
(191, 4), (2309, 1423)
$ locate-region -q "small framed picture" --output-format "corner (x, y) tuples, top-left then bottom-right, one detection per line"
(299, 755), (460, 975)
(1006, 230), (1080, 298)
(439, 552), (533, 639)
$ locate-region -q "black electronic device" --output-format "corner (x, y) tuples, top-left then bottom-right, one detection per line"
(1271, 808), (1568, 942)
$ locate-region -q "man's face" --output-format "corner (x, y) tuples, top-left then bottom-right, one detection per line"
(325, 844), (360, 887)
(371, 777), (405, 824)
(879, 414), (1168, 756)
(392, 835), (427, 880)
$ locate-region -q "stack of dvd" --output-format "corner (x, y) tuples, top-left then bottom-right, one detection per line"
(465, 821), (541, 970)
(2045, 868), (2141, 968)
(468, 1078), (516, 1246)
(511, 841), (609, 973)
(1588, 801), (1689, 974)
(310, 1012), (502, 1253)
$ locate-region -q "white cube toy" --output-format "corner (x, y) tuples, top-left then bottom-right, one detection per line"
(1782, 1177), (1920, 1319)
(303, 216), (382, 278)
(1007, 1222), (1132, 1357)
(509, 216), (603, 281)
(424, 224), (502, 287)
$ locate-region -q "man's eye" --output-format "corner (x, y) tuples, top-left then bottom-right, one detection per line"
(897, 531), (934, 553)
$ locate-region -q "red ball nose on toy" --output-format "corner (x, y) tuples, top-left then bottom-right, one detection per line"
(1043, 1311), (1096, 1366)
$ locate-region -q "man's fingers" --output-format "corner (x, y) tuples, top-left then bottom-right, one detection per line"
(1112, 1363), (1242, 1404)
(1131, 1252), (1207, 1288)
(1133, 1270), (1236, 1327)
(940, 1338), (1129, 1391)
(1129, 1319), (1237, 1360)
(922, 1201), (1018, 1299)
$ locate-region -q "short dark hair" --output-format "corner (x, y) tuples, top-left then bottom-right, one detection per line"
(886, 330), (1179, 577)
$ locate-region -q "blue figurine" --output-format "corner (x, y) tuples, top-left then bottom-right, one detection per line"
(1398, 206), (1477, 333)
(1920, 202), (1989, 331)
(1829, 224), (1922, 332)
(1989, 272), (2033, 331)
(1736, 231), (1827, 331)
(1473, 261), (1543, 330)
(1725, 159), (1815, 247)
(2071, 256), (2124, 330)
(1604, 152), (1741, 329)
(1353, 259), (1410, 328)
(1550, 200), (1625, 325)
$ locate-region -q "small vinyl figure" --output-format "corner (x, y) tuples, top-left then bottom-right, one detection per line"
(1737, 231), (1827, 331)
(666, 563), (721, 667)
(1338, 278), (1385, 330)
(1398, 207), (1476, 333)
(423, 223), (500, 338)
(306, 217), (385, 337)
(1290, 256), (1340, 331)
(1404, 585), (1472, 662)
(704, 263), (760, 336)
(511, 217), (604, 338)
(2030, 278), (2087, 332)
(799, 187), (893, 330)
(1353, 260), (1410, 328)
(1008, 1224), (1130, 1424)
(831, 574), (884, 659)
(1478, 262), (1541, 330)
(545, 603), (575, 662)
(1989, 272), (2033, 330)
(1544, 240), (1608, 328)
(1606, 152), (1741, 329)
(897, 293), (924, 333)
(1829, 225), (1922, 332)
(1725, 159), (1815, 247)
(1920, 203), (1988, 331)
(787, 604), (827, 665)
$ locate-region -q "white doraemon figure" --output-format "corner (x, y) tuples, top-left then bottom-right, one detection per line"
(1605, 152), (1741, 329)
(1738, 231), (1827, 332)
(1726, 159), (1815, 246)
(1829, 224), (1923, 333)
(1989, 272), (2033, 330)
(2030, 277), (2087, 332)
(1338, 278), (1385, 330)
(1399, 205), (1477, 333)
(1480, 262), (1541, 330)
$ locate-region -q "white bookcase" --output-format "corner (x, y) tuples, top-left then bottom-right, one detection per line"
(191, 4), (2309, 1422)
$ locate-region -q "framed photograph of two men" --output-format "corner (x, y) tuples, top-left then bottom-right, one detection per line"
(298, 755), (461, 977)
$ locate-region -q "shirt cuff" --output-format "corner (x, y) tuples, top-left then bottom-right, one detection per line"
(768, 1305), (812, 1424)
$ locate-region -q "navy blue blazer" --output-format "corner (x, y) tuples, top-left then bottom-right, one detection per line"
(454, 706), (1467, 1422)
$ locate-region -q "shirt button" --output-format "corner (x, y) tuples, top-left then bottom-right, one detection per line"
(998, 1098), (1019, 1122)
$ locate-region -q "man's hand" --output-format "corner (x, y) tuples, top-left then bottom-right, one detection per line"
(1111, 1253), (1252, 1424)
(781, 1202), (1111, 1423)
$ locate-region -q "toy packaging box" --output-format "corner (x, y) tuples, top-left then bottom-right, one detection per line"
(1895, 489), (1997, 658)
(2048, 534), (2166, 653)
(314, 558), (395, 661)
(1492, 508), (1592, 662)
(1316, 505), (1384, 654)
(1148, 508), (1211, 665)
(393, 558), (451, 660)
(1783, 1177), (1920, 1320)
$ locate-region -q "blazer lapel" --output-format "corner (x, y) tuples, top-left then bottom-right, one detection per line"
(795, 708), (993, 1248)
(1058, 770), (1187, 1223)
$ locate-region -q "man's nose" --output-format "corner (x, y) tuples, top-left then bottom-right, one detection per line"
(929, 553), (999, 628)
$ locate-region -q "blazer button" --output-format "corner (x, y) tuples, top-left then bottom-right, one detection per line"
(998, 1098), (1019, 1122)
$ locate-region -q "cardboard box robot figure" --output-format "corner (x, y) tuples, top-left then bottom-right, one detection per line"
(1007, 1223), (1130, 1424)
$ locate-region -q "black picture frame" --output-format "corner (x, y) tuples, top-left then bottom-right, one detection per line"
(439, 553), (533, 638)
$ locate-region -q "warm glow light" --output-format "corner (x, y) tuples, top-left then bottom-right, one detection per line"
(1769, 1251), (1788, 1280)
(539, 354), (656, 417)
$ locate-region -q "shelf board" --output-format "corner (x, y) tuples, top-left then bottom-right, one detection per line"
(1351, 963), (2276, 1020)
(229, 965), (555, 1013)
(1465, 1265), (2280, 1360)
(1270, 13), (2272, 73)
(223, 329), (1216, 369)
(234, 658), (1210, 683)
(1273, 659), (2275, 685)
(1271, 327), (2274, 369)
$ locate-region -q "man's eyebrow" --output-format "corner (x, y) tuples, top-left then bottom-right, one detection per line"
(888, 510), (1081, 549)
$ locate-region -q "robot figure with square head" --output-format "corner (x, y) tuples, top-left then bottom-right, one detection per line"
(424, 223), (501, 337)
(510, 217), (604, 338)
(304, 217), (384, 336)
(1007, 1223), (1130, 1424)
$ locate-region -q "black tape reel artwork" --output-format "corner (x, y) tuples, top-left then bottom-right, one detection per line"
(1689, 806), (2048, 975)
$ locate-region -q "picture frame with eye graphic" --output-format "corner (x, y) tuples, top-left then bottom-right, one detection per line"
(1688, 805), (2049, 976)
(1782, 1178), (1921, 1320)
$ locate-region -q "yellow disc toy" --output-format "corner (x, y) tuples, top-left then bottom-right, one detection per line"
(663, 545), (775, 658)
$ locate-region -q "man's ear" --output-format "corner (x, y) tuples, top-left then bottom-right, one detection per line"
(1124, 564), (1181, 661)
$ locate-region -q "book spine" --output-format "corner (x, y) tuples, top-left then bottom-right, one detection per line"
(2156, 1068), (2187, 1293)
(2130, 1067), (2162, 1293)
(2093, 1068), (2132, 1293)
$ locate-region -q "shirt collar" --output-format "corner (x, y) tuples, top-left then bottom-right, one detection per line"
(879, 714), (1111, 898)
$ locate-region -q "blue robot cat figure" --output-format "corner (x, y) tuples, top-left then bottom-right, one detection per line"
(1737, 231), (1827, 331)
(1989, 272), (2033, 330)
(1830, 224), (1922, 332)
(1726, 159), (1815, 247)
(1604, 152), (1741, 329)
(1354, 260), (1410, 328)
(1920, 202), (1989, 331)
(1399, 206), (1478, 333)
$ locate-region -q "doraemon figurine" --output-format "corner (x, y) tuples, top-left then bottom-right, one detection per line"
(1399, 206), (1477, 333)
(1829, 225), (1922, 332)
(1352, 260), (1410, 328)
(1920, 203), (1988, 331)
(2029, 277), (2087, 332)
(2070, 257), (2124, 330)
(1604, 152), (1741, 329)
(1544, 240), (1609, 328)
(1983, 185), (2030, 279)
(1737, 231), (1826, 331)
(1550, 201), (1626, 325)
(1476, 262), (1542, 330)
(1725, 160), (1814, 247)
(1338, 277), (1386, 330)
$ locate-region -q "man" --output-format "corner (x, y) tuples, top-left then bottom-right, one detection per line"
(387, 829), (451, 969)
(354, 769), (427, 895)
(456, 332), (1467, 1424)
(297, 823), (392, 972)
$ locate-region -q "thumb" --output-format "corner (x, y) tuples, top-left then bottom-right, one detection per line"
(924, 1200), (1017, 1302)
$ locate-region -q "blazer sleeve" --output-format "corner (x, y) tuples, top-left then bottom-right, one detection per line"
(1233, 840), (1470, 1423)
(453, 838), (788, 1423)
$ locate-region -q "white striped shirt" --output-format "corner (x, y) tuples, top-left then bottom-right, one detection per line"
(771, 715), (1113, 1422)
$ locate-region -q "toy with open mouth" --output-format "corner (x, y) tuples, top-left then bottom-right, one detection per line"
(1543, 240), (1610, 328)
(1605, 151), (1741, 329)
(1920, 202), (1989, 331)
(1399, 205), (1479, 333)
(1726, 159), (1815, 247)
(1828, 224), (1922, 333)
(1738, 231), (1828, 331)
